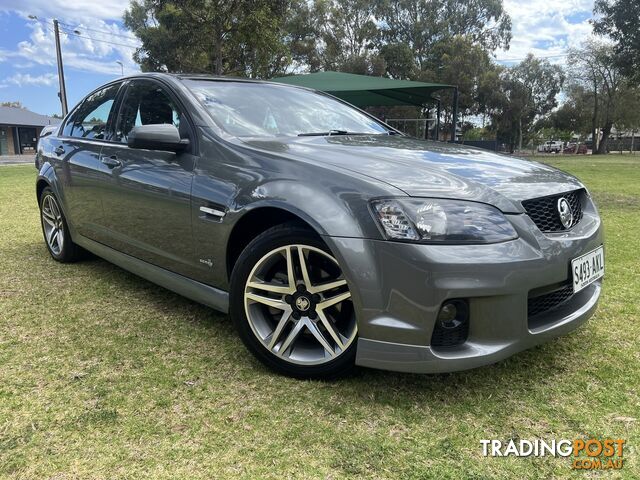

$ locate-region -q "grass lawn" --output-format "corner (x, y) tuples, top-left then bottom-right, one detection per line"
(1, 155), (638, 479)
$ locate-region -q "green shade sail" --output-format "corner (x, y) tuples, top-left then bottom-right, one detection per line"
(271, 71), (454, 107)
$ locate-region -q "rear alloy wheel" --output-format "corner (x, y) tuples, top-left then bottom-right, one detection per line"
(39, 187), (82, 262)
(231, 225), (357, 378)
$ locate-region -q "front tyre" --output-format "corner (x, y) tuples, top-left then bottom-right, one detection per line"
(230, 224), (357, 378)
(39, 187), (82, 262)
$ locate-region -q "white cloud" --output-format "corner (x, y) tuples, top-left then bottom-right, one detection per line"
(11, 18), (141, 76)
(14, 61), (36, 69)
(4, 72), (57, 86)
(0, 0), (141, 76)
(496, 0), (596, 63)
(0, 0), (132, 22)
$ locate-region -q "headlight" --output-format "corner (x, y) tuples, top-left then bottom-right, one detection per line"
(371, 198), (518, 244)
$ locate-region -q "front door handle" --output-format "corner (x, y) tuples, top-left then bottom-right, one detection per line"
(54, 146), (65, 156)
(102, 155), (122, 169)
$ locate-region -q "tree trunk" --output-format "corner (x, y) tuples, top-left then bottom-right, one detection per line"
(214, 37), (223, 75)
(518, 117), (523, 152)
(597, 121), (613, 155)
(591, 81), (599, 154)
(631, 130), (635, 154)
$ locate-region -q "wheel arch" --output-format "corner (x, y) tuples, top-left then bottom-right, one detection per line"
(35, 162), (57, 201)
(35, 165), (76, 236)
(225, 205), (323, 280)
(36, 177), (51, 201)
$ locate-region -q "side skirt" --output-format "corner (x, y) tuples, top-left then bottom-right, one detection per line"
(75, 235), (229, 314)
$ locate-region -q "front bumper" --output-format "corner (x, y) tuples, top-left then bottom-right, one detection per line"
(324, 196), (603, 374)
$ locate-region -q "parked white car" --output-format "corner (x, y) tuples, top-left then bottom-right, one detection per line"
(538, 140), (564, 153)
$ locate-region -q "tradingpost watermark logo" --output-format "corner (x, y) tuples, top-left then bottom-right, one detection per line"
(481, 438), (626, 470)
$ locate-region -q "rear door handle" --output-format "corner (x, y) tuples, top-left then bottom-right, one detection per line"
(54, 146), (65, 156)
(101, 155), (122, 169)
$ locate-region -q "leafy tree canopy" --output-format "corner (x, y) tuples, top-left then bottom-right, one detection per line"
(593, 0), (640, 85)
(124, 0), (294, 77)
(488, 54), (564, 151)
(374, 0), (511, 75)
(568, 40), (632, 153)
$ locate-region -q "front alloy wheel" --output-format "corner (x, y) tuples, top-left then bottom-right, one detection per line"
(231, 224), (357, 378)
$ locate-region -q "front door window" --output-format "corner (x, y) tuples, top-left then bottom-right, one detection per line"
(114, 81), (184, 143)
(62, 83), (120, 140)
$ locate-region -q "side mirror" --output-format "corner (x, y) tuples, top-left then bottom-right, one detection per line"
(127, 124), (189, 152)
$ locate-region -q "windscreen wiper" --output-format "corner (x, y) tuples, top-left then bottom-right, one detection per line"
(298, 130), (369, 136)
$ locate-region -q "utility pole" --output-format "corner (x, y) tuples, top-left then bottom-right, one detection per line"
(53, 19), (68, 117)
(28, 15), (69, 117)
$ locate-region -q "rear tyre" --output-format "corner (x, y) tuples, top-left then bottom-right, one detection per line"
(230, 223), (357, 378)
(39, 187), (83, 263)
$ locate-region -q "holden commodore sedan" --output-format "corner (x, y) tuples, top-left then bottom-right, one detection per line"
(35, 73), (604, 378)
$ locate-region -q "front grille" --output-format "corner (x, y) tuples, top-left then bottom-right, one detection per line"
(528, 282), (574, 318)
(522, 190), (584, 232)
(430, 321), (469, 348)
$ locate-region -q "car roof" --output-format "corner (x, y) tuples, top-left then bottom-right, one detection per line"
(118, 71), (277, 86)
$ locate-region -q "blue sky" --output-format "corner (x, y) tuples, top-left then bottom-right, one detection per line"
(0, 0), (597, 116)
(0, 0), (137, 116)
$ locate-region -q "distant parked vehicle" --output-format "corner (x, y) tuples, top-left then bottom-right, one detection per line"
(539, 140), (564, 153)
(563, 143), (588, 155)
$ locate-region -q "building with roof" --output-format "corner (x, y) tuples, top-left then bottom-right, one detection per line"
(0, 106), (61, 156)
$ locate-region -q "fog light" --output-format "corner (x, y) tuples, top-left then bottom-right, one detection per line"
(437, 300), (469, 330)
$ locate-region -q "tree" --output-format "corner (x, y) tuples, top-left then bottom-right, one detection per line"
(476, 64), (505, 127)
(375, 0), (511, 75)
(424, 36), (500, 129)
(124, 0), (295, 77)
(489, 55), (564, 152)
(372, 0), (511, 137)
(613, 86), (640, 152)
(288, 0), (384, 75)
(569, 41), (628, 154)
(462, 126), (492, 140)
(593, 0), (640, 85)
(545, 84), (594, 137)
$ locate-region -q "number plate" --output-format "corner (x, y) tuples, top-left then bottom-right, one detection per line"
(571, 246), (604, 293)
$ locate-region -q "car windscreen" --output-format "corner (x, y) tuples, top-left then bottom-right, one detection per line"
(184, 80), (389, 138)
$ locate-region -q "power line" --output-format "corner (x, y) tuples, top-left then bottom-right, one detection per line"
(57, 27), (141, 50)
(57, 20), (140, 42)
(30, 17), (140, 50)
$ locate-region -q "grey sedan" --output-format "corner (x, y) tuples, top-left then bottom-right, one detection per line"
(35, 73), (604, 378)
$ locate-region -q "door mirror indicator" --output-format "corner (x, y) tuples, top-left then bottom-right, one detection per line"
(127, 124), (189, 152)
